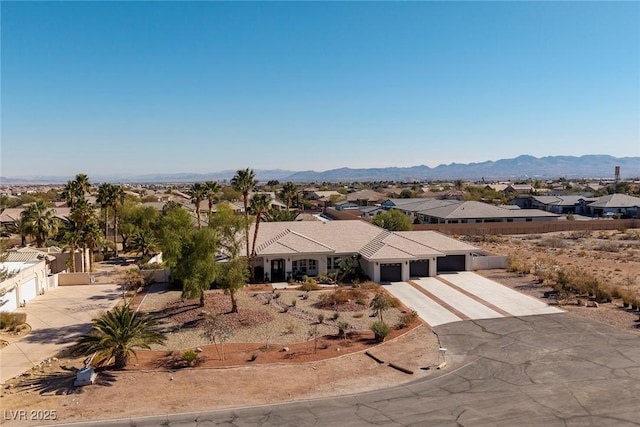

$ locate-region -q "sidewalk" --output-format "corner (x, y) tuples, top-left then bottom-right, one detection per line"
(0, 284), (122, 384)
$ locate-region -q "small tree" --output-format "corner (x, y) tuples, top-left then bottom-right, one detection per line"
(308, 325), (320, 353)
(337, 321), (349, 343)
(218, 257), (249, 313)
(201, 314), (234, 361)
(372, 209), (413, 231)
(369, 291), (399, 323)
(122, 268), (145, 302)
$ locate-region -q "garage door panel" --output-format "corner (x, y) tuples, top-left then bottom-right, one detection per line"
(410, 260), (429, 277)
(20, 278), (37, 303)
(380, 263), (402, 282)
(1, 288), (18, 312)
(437, 255), (466, 272)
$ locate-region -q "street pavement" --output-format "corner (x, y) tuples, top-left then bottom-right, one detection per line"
(0, 284), (122, 384)
(49, 313), (640, 426)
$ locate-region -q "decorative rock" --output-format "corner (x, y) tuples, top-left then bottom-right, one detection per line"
(281, 347), (289, 352)
(195, 347), (203, 353)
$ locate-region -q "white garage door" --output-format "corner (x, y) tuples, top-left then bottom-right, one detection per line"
(20, 278), (37, 304)
(0, 288), (18, 312)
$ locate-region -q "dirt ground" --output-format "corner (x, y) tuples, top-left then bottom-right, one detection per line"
(2, 229), (639, 425)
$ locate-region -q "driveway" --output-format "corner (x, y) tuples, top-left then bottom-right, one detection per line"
(0, 284), (122, 384)
(49, 313), (640, 426)
(385, 272), (562, 326)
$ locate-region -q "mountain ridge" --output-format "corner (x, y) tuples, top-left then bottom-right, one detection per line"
(1, 155), (638, 184)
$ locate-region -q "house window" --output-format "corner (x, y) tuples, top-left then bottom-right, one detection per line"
(327, 257), (342, 270)
(293, 259), (317, 274)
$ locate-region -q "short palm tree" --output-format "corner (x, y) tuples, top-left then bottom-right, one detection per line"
(187, 182), (206, 229)
(73, 305), (166, 369)
(231, 168), (256, 259)
(21, 200), (59, 247)
(280, 182), (297, 211)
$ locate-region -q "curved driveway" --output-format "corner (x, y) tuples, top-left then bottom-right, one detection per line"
(56, 313), (640, 426)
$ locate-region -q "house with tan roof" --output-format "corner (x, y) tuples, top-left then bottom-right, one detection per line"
(247, 220), (479, 283)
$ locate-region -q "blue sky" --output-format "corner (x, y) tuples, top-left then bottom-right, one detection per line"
(1, 1), (639, 178)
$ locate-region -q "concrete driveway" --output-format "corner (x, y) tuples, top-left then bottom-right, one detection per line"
(386, 272), (562, 326)
(0, 284), (122, 384)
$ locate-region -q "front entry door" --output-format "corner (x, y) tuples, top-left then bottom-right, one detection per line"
(271, 259), (285, 282)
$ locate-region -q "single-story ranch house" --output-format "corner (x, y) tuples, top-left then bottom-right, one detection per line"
(248, 220), (480, 283)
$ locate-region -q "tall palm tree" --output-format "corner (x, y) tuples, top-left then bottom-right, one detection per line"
(82, 219), (103, 272)
(231, 168), (256, 260)
(71, 198), (96, 271)
(280, 182), (297, 211)
(61, 173), (91, 208)
(73, 305), (166, 369)
(187, 182), (206, 229)
(21, 200), (59, 247)
(111, 185), (125, 257)
(60, 218), (82, 272)
(97, 183), (116, 245)
(204, 181), (221, 217)
(249, 194), (271, 280)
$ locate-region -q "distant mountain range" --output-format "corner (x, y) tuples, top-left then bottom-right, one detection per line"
(1, 155), (638, 184)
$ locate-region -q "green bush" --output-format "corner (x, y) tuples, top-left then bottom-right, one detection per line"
(370, 321), (390, 343)
(396, 310), (418, 329)
(182, 349), (198, 367)
(300, 281), (321, 292)
(0, 312), (27, 330)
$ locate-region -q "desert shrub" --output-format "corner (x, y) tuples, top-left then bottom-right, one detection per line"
(538, 237), (566, 248)
(594, 288), (612, 303)
(299, 281), (321, 292)
(284, 323), (296, 335)
(332, 312), (340, 321)
(507, 257), (530, 275)
(290, 299), (297, 307)
(273, 291), (281, 299)
(182, 349), (198, 367)
(317, 313), (325, 324)
(370, 321), (390, 343)
(0, 312), (27, 330)
(568, 230), (592, 240)
(396, 310), (418, 329)
(355, 281), (380, 290)
(319, 288), (366, 305)
(356, 298), (367, 306)
(249, 353), (258, 362)
(610, 286), (622, 299)
(301, 292), (309, 300)
(353, 313), (364, 318)
(315, 274), (333, 284)
(337, 321), (349, 336)
(595, 241), (619, 252)
(93, 252), (105, 262)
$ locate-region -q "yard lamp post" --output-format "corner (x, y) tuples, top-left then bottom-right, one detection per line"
(438, 347), (447, 369)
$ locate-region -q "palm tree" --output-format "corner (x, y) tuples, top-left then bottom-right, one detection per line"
(131, 229), (158, 258)
(60, 218), (82, 272)
(61, 173), (91, 208)
(204, 181), (221, 217)
(231, 168), (256, 260)
(97, 183), (116, 245)
(187, 182), (206, 229)
(82, 219), (103, 272)
(280, 182), (297, 211)
(21, 200), (59, 247)
(73, 305), (166, 369)
(111, 185), (125, 257)
(249, 194), (271, 280)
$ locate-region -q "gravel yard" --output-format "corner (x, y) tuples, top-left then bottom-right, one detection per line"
(138, 283), (408, 350)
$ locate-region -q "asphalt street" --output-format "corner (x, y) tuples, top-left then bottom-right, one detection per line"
(51, 313), (640, 426)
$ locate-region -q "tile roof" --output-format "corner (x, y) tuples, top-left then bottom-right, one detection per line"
(248, 220), (475, 262)
(588, 194), (640, 208)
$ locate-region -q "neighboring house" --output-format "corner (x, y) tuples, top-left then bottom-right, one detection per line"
(304, 191), (343, 202)
(382, 198), (559, 223)
(334, 201), (361, 212)
(512, 193), (640, 218)
(247, 220), (479, 283)
(0, 252), (54, 312)
(583, 194), (640, 218)
(346, 189), (387, 206)
(505, 184), (534, 194)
